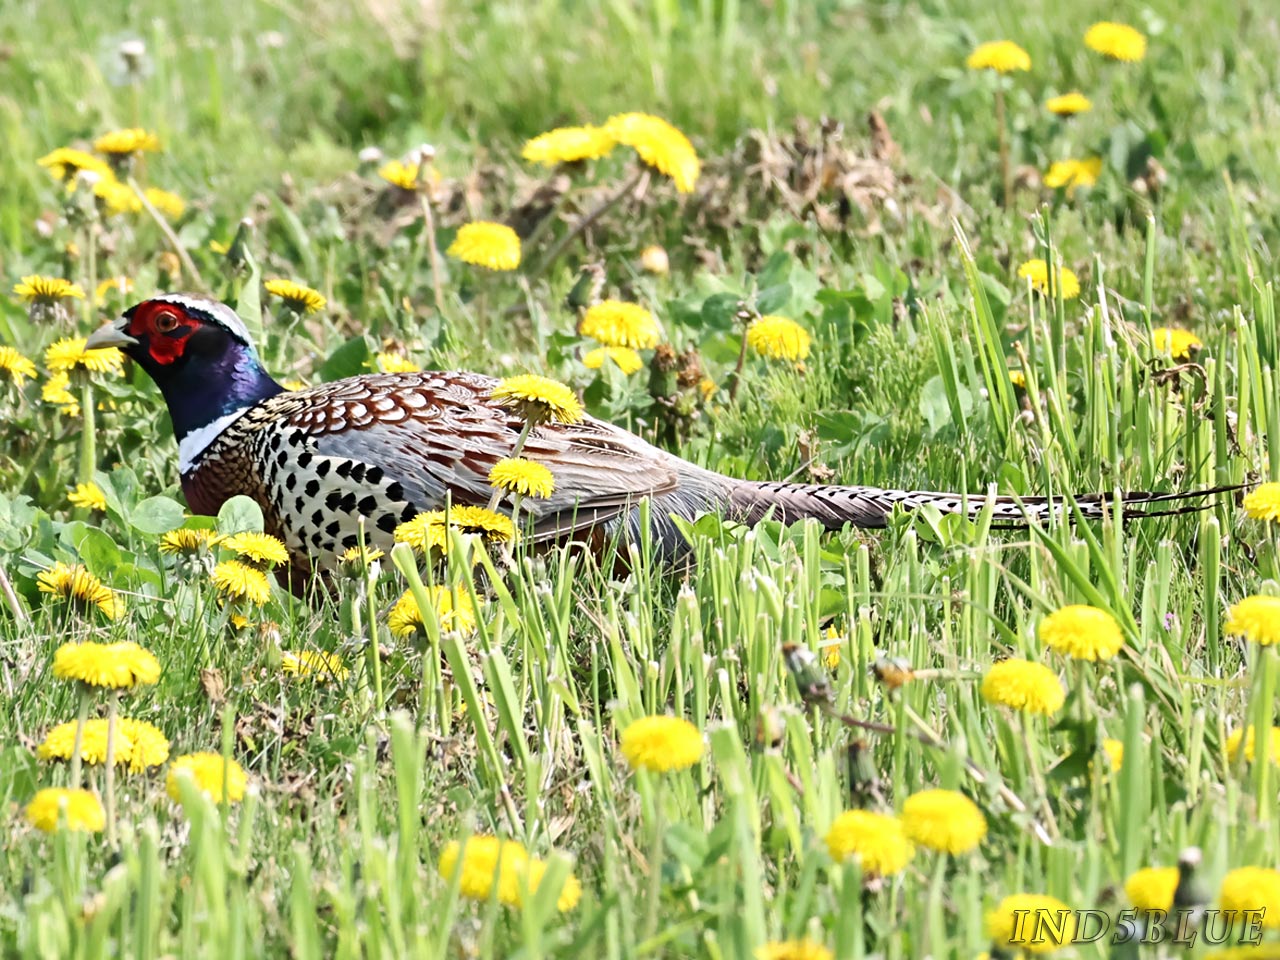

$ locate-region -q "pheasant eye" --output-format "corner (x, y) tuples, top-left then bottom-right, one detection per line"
(155, 310), (180, 333)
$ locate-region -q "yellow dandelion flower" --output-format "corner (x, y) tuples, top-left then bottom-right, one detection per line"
(1225, 726), (1280, 766)
(1151, 327), (1202, 360)
(489, 457), (555, 499)
(450, 505), (518, 542)
(966, 40), (1032, 73)
(1220, 867), (1280, 927)
(901, 789), (987, 854)
(209, 239), (230, 255)
(821, 624), (843, 669)
(221, 531), (289, 568)
(14, 275), (85, 304)
(68, 482), (108, 512)
(144, 187), (186, 219)
(1017, 260), (1081, 299)
(117, 718), (171, 772)
(522, 125), (616, 166)
(1009, 370), (1027, 389)
(746, 315), (812, 361)
(605, 112), (700, 193)
(388, 586), (478, 638)
(53, 640), (159, 688)
(583, 346), (644, 374)
(491, 374), (584, 424)
(94, 177), (143, 216)
(39, 718), (170, 772)
(580, 300), (661, 349)
(986, 894), (1075, 954)
(264, 278), (326, 314)
(523, 857), (583, 912)
(1124, 866), (1179, 912)
(281, 650), (349, 682)
(212, 560), (272, 606)
(755, 940), (834, 960)
(340, 544), (384, 566)
(377, 158), (441, 193)
(1039, 604), (1124, 661)
(1225, 595), (1280, 645)
(1085, 22), (1147, 62)
(38, 147), (114, 185)
(39, 564), (127, 621)
(376, 351), (421, 374)
(93, 128), (161, 156)
(1046, 92), (1093, 116)
(1103, 738), (1124, 771)
(37, 718), (118, 766)
(446, 836), (530, 902)
(45, 337), (125, 376)
(159, 528), (221, 554)
(25, 787), (105, 834)
(447, 222), (522, 271)
(0, 346), (38, 386)
(1044, 157), (1103, 196)
(1243, 483), (1280, 522)
(42, 372), (80, 417)
(824, 810), (915, 877)
(94, 276), (134, 305)
(395, 510), (449, 552)
(619, 715), (704, 773)
(438, 835), (530, 906)
(639, 244), (670, 276)
(980, 659), (1065, 716)
(166, 752), (248, 805)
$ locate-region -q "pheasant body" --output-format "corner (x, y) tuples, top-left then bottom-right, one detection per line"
(86, 294), (1237, 581)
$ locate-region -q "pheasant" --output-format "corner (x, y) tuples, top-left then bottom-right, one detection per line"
(86, 294), (1235, 582)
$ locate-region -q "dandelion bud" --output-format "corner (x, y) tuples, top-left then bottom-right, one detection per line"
(358, 145), (384, 165)
(639, 244), (669, 276)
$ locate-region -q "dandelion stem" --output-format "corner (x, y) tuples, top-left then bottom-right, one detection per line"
(728, 308), (753, 403)
(357, 522), (385, 718)
(1020, 713), (1059, 839)
(127, 175), (205, 289)
(69, 686), (92, 790)
(79, 380), (96, 489)
(642, 777), (665, 941)
(104, 691), (119, 850)
(531, 167), (647, 279)
(418, 190), (446, 317)
(1251, 645), (1276, 817)
(995, 85), (1012, 209)
(486, 420), (535, 512)
(83, 221), (96, 331)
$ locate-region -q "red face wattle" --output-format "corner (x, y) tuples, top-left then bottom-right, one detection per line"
(126, 300), (202, 366)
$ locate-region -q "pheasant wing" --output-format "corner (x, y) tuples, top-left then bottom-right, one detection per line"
(258, 371), (680, 541)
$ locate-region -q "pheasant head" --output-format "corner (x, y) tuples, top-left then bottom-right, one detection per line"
(86, 294), (284, 471)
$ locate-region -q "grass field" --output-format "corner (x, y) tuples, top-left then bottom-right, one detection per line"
(3, 0), (1280, 957)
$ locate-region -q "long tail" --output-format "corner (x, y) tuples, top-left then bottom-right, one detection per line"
(724, 480), (1247, 530)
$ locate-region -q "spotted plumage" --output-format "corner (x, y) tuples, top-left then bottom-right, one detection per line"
(87, 294), (1240, 587)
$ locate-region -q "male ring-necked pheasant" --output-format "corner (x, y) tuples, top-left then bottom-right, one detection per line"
(86, 294), (1234, 582)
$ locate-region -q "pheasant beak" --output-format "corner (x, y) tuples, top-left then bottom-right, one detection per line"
(85, 317), (138, 350)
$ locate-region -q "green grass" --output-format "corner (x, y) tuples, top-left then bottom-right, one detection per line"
(3, 0), (1280, 956)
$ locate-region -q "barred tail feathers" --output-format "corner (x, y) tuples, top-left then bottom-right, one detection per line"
(724, 480), (1243, 530)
